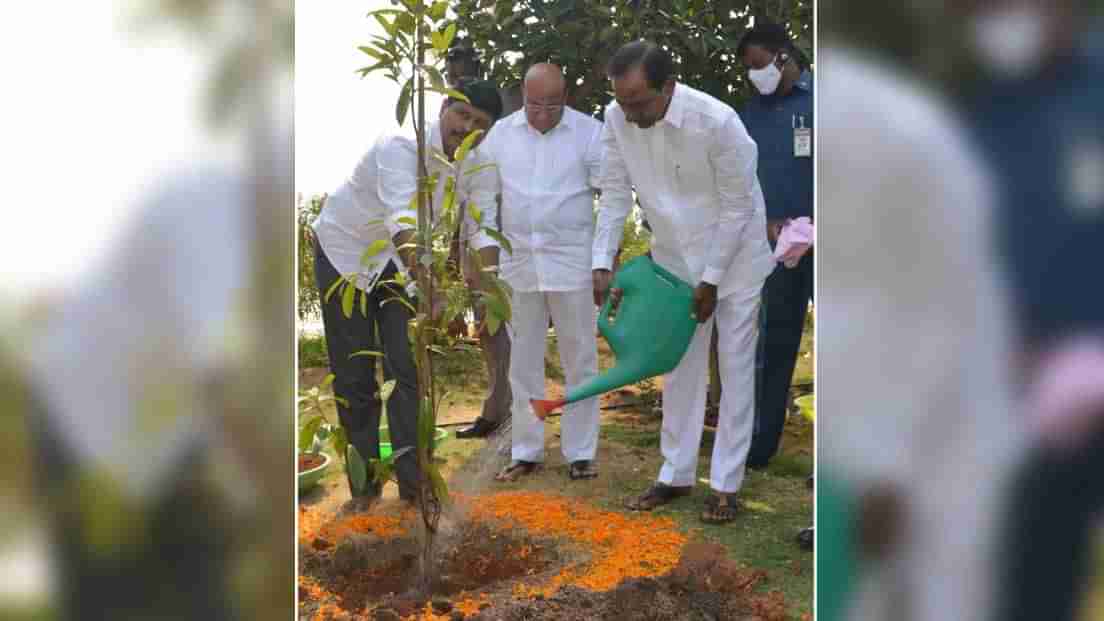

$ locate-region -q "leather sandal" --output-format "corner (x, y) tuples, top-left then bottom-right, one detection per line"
(625, 482), (692, 511)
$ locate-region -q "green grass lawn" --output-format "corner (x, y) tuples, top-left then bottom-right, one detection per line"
(299, 308), (815, 618)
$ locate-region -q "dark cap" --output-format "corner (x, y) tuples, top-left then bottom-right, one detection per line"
(446, 37), (479, 61)
(449, 77), (503, 121)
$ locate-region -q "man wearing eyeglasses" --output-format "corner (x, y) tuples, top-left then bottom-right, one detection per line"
(480, 63), (606, 482)
(594, 41), (775, 524)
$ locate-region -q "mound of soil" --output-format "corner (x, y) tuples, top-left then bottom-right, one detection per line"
(301, 520), (576, 619)
(464, 543), (788, 621)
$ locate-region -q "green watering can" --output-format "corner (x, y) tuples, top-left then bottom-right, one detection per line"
(531, 256), (699, 419)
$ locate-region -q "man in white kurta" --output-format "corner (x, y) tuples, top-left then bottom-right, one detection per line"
(481, 64), (605, 481)
(593, 41), (775, 522)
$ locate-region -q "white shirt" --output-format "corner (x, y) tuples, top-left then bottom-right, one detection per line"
(480, 107), (603, 292)
(312, 122), (498, 292)
(28, 166), (250, 501)
(593, 83), (775, 298)
(816, 45), (1022, 621)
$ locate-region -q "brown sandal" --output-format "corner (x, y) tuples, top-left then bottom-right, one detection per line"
(625, 483), (692, 511)
(701, 492), (741, 524)
(494, 460), (540, 482)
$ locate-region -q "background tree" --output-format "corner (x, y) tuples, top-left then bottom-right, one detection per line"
(452, 0), (812, 117)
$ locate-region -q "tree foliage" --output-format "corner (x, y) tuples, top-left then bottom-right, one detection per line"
(452, 0), (813, 117)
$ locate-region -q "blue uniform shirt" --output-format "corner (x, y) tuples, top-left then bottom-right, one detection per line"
(741, 70), (814, 221)
(968, 46), (1104, 348)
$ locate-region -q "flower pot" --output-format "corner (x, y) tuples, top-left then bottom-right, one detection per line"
(298, 451), (332, 493)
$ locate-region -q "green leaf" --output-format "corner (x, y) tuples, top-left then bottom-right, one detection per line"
(360, 239), (390, 264)
(357, 45), (389, 62)
(347, 445), (368, 493)
(360, 285), (369, 316)
(467, 202), (483, 225)
(454, 129), (483, 164)
(341, 281), (356, 318)
(486, 314), (502, 336)
(442, 23), (457, 51)
(373, 460), (394, 485)
(395, 12), (415, 35)
(379, 379), (397, 403)
(422, 65), (446, 90)
(321, 373), (336, 389)
(425, 85), (472, 103)
(382, 294), (417, 315)
(429, 463), (450, 504)
(463, 162), (497, 177)
(334, 396), (350, 408)
(396, 77), (413, 126)
(481, 227), (514, 255)
(366, 9), (405, 17)
(397, 216), (418, 226)
(357, 59), (394, 78)
(299, 416), (324, 453)
(430, 30), (444, 52)
(324, 275), (345, 303)
(349, 350), (383, 359)
(373, 13), (397, 37)
(429, 1), (448, 21)
(441, 177), (457, 216)
(484, 291), (510, 324)
(331, 427), (349, 466)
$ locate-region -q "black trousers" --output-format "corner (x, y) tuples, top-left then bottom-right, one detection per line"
(749, 250), (813, 467)
(314, 239), (419, 498)
(27, 400), (236, 621)
(994, 419), (1104, 621)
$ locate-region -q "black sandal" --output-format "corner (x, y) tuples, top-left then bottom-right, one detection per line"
(625, 482), (692, 511)
(701, 492), (741, 524)
(568, 460), (598, 480)
(494, 460), (540, 482)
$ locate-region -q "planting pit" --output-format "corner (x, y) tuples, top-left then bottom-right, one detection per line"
(299, 491), (790, 621)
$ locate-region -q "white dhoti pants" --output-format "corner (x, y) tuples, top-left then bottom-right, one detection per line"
(657, 285), (762, 493)
(508, 288), (601, 463)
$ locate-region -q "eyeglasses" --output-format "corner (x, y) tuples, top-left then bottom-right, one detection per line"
(524, 100), (564, 114)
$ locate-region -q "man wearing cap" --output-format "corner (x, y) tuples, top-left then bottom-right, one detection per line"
(312, 78), (504, 508)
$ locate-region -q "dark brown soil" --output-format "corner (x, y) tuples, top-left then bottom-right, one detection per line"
(300, 521), (572, 619)
(303, 532), (789, 621)
(300, 453), (325, 471)
(465, 543), (788, 621)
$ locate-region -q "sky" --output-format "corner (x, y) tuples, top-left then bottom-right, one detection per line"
(295, 0), (445, 198)
(0, 5), (237, 300)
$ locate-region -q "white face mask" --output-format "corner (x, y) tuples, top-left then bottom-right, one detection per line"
(749, 54), (784, 95)
(971, 6), (1048, 78)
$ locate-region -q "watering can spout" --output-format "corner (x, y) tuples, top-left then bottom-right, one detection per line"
(542, 256), (698, 417)
(530, 398), (567, 420)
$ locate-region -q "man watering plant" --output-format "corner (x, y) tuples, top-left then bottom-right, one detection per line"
(311, 78), (504, 510)
(593, 41), (775, 524)
(478, 63), (605, 482)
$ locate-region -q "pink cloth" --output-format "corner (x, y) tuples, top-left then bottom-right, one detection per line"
(773, 217), (814, 268)
(1029, 335), (1104, 448)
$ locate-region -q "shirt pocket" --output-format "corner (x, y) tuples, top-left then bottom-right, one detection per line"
(669, 134), (714, 194)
